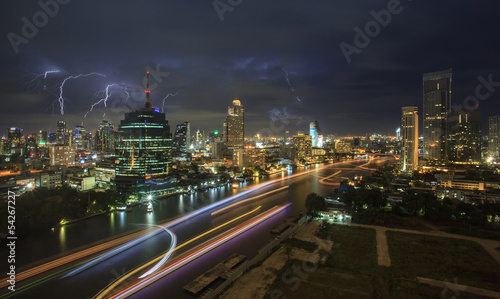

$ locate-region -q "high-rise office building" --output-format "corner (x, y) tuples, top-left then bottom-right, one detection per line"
(423, 69), (452, 160)
(488, 116), (500, 159)
(37, 130), (47, 146)
(223, 98), (244, 147)
(401, 107), (418, 171)
(48, 133), (57, 144)
(25, 133), (37, 154)
(292, 133), (312, 163)
(194, 129), (204, 149)
(448, 110), (481, 163)
(57, 121), (66, 145)
(95, 120), (115, 152)
(115, 71), (172, 196)
(173, 121), (190, 155)
(8, 127), (23, 147)
(310, 121), (323, 148)
(75, 125), (86, 150)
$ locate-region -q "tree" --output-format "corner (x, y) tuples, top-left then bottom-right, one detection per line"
(352, 188), (387, 210)
(242, 167), (254, 178)
(190, 163), (199, 174)
(305, 193), (326, 218)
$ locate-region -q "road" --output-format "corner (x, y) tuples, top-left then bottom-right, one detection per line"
(0, 158), (390, 299)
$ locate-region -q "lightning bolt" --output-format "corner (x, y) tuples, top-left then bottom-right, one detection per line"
(26, 69), (60, 92)
(283, 67), (296, 92)
(58, 72), (106, 115)
(161, 90), (180, 113)
(84, 83), (118, 118)
(44, 70), (60, 79)
(123, 90), (130, 103)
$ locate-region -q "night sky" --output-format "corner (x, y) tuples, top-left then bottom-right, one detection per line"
(0, 0), (499, 137)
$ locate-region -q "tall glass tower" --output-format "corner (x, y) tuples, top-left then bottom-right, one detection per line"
(488, 116), (500, 159)
(57, 120), (66, 145)
(115, 71), (172, 197)
(401, 106), (418, 171)
(223, 98), (244, 147)
(310, 120), (323, 148)
(423, 69), (452, 160)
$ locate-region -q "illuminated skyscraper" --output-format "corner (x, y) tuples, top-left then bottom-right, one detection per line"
(223, 98), (244, 147)
(115, 71), (173, 196)
(488, 116), (500, 159)
(173, 121), (190, 155)
(195, 129), (204, 149)
(95, 120), (115, 152)
(57, 121), (66, 145)
(448, 110), (481, 162)
(292, 133), (312, 163)
(75, 125), (86, 150)
(37, 130), (47, 146)
(401, 107), (418, 171)
(423, 69), (452, 160)
(310, 121), (323, 148)
(8, 127), (23, 147)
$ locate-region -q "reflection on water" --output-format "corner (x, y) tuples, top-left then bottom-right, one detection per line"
(118, 211), (126, 228)
(59, 226), (66, 252)
(3, 159), (389, 270)
(178, 195), (184, 214)
(145, 209), (154, 225)
(110, 212), (115, 233)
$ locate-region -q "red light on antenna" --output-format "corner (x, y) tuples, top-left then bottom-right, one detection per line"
(145, 90), (150, 93)
(147, 71), (149, 74)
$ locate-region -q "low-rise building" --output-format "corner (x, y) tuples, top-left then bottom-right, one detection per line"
(49, 145), (76, 166)
(440, 179), (498, 191)
(35, 172), (62, 189)
(94, 160), (116, 190)
(68, 176), (95, 191)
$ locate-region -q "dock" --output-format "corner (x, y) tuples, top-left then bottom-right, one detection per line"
(271, 223), (291, 234)
(184, 254), (246, 295)
(271, 216), (301, 234)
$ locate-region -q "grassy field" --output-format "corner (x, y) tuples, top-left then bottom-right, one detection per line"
(441, 225), (500, 241)
(386, 231), (500, 292)
(318, 224), (378, 274)
(266, 225), (380, 298)
(265, 224), (500, 298)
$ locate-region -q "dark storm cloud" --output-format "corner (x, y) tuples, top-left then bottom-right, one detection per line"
(0, 0), (499, 136)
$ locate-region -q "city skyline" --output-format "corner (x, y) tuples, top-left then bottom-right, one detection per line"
(0, 1), (499, 136)
(2, 2), (500, 298)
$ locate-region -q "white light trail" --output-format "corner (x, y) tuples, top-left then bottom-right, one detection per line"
(138, 225), (177, 278)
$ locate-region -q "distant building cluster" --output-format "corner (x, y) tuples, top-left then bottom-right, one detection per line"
(4, 69), (499, 200)
(399, 69), (499, 172)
